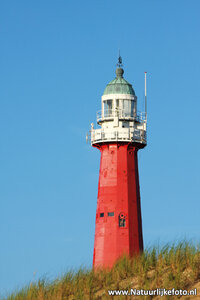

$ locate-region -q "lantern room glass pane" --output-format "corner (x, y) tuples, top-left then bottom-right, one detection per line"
(104, 100), (113, 117)
(131, 100), (134, 117)
(122, 100), (130, 117)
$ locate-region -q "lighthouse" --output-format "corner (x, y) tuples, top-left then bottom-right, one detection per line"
(89, 57), (147, 268)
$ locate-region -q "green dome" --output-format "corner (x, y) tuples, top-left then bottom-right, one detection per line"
(103, 67), (135, 96)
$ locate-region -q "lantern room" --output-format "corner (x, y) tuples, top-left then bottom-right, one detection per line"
(89, 58), (147, 146)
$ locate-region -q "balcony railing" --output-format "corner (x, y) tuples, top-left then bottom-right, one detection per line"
(89, 128), (147, 145)
(97, 109), (146, 123)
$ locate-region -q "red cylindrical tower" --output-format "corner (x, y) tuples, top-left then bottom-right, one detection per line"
(89, 57), (147, 268)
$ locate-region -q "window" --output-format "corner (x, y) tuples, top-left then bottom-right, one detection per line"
(122, 100), (129, 117)
(131, 100), (134, 117)
(104, 100), (113, 117)
(100, 213), (104, 217)
(108, 212), (114, 217)
(119, 212), (126, 227)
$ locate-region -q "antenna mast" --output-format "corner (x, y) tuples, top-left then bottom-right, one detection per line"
(144, 72), (147, 121)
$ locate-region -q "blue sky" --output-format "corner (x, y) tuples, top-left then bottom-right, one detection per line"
(0, 0), (200, 296)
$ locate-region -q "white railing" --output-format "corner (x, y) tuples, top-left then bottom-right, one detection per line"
(89, 128), (147, 145)
(97, 109), (146, 123)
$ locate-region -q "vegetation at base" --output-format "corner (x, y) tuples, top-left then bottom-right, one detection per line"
(4, 242), (200, 300)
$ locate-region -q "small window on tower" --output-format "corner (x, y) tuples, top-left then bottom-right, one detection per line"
(100, 213), (104, 217)
(119, 212), (126, 227)
(108, 212), (114, 217)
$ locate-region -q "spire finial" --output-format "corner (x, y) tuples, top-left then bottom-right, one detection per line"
(116, 51), (124, 78)
(117, 50), (123, 68)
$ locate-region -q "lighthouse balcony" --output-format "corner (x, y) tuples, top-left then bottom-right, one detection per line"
(97, 109), (146, 124)
(90, 127), (147, 145)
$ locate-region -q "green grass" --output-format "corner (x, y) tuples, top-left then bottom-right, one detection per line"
(5, 242), (200, 300)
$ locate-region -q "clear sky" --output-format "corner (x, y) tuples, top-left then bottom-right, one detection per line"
(0, 0), (200, 296)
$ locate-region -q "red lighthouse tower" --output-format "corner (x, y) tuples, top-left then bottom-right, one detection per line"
(89, 57), (147, 268)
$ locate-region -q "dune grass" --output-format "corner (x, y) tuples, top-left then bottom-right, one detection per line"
(5, 242), (200, 300)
